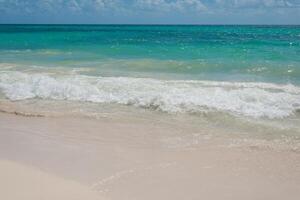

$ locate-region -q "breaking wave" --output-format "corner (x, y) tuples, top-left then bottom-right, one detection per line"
(0, 71), (299, 119)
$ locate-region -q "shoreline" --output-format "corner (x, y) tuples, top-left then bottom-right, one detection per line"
(1, 112), (300, 199)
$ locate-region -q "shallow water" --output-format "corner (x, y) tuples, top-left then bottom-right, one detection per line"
(0, 25), (300, 139)
(1, 25), (300, 82)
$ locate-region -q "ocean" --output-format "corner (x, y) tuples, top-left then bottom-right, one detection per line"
(0, 25), (300, 141)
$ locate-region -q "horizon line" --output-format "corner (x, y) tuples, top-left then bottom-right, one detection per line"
(1, 23), (300, 26)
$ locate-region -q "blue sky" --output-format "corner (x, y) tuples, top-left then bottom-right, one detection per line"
(0, 0), (300, 24)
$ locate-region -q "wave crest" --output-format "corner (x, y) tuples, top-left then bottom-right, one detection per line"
(0, 71), (299, 119)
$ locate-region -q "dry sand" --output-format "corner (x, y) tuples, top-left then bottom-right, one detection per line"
(0, 160), (105, 200)
(0, 112), (300, 200)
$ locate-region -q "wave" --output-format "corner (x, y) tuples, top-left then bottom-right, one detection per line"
(0, 71), (299, 119)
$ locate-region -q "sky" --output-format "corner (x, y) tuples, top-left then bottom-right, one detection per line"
(0, 0), (300, 24)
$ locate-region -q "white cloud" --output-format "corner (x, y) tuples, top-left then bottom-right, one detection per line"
(0, 0), (299, 16)
(214, 0), (298, 9)
(135, 0), (207, 12)
(179, 0), (207, 11)
(67, 0), (81, 11)
(94, 0), (118, 11)
(0, 0), (119, 14)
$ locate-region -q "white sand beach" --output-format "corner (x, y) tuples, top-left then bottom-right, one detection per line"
(1, 112), (300, 200)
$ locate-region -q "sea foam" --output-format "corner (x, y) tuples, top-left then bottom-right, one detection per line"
(0, 71), (299, 119)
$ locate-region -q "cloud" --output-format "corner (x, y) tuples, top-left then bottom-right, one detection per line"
(0, 0), (299, 23)
(67, 0), (82, 12)
(0, 0), (299, 15)
(213, 0), (299, 9)
(177, 0), (207, 11)
(0, 0), (119, 14)
(135, 0), (207, 12)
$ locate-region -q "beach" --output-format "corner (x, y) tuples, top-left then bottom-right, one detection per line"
(0, 24), (300, 199)
(1, 111), (300, 200)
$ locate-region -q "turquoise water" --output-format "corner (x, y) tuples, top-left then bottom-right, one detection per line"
(1, 25), (300, 83)
(0, 25), (300, 119)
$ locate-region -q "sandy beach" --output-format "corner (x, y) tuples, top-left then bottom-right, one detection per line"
(1, 112), (300, 200)
(1, 7), (300, 200)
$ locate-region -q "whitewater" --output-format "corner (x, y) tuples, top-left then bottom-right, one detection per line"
(0, 70), (299, 119)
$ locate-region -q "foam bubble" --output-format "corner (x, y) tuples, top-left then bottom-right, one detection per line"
(0, 71), (299, 119)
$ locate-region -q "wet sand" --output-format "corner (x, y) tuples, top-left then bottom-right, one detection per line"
(0, 112), (300, 200)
